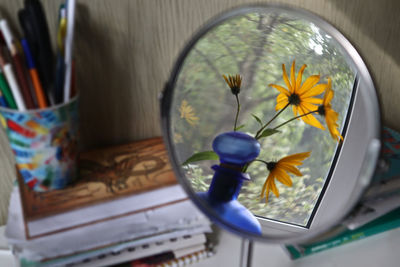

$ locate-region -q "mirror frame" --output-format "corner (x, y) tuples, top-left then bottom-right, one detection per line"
(161, 4), (381, 243)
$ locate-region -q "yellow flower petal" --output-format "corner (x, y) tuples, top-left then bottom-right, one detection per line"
(276, 94), (289, 111)
(301, 102), (319, 113)
(222, 74), (230, 86)
(274, 167), (293, 187)
(323, 88), (334, 107)
(279, 152), (311, 163)
(279, 163), (303, 176)
(299, 106), (325, 130)
(292, 105), (299, 117)
(296, 64), (307, 90)
(319, 78), (344, 141)
(303, 97), (323, 105)
(270, 84), (290, 96)
(326, 108), (343, 141)
(278, 160), (304, 166)
(270, 177), (279, 197)
(298, 75), (320, 94)
(277, 93), (287, 103)
(261, 172), (272, 199)
(290, 61), (296, 92)
(301, 83), (327, 98)
(282, 63), (292, 93)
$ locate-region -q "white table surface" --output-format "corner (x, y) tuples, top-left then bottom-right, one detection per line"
(0, 226), (15, 266)
(2, 224), (400, 267)
(193, 226), (400, 267)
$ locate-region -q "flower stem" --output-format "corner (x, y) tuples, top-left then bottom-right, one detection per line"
(255, 103), (289, 139)
(241, 163), (249, 173)
(234, 94), (240, 131)
(242, 159), (268, 173)
(273, 110), (318, 130)
(254, 159), (269, 165)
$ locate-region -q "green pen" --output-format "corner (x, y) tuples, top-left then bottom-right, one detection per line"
(0, 69), (17, 109)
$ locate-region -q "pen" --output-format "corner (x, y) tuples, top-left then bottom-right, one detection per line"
(23, 0), (55, 105)
(54, 5), (66, 104)
(0, 89), (7, 107)
(21, 39), (48, 108)
(54, 54), (64, 104)
(0, 69), (17, 109)
(57, 5), (67, 55)
(0, 51), (26, 111)
(0, 19), (36, 109)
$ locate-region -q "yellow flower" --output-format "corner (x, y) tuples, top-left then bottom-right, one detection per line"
(174, 133), (183, 143)
(317, 78), (343, 141)
(260, 151), (310, 203)
(179, 100), (199, 126)
(269, 61), (327, 129)
(223, 74), (242, 95)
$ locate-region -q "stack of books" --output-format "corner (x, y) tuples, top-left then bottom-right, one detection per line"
(5, 137), (213, 266)
(285, 127), (400, 259)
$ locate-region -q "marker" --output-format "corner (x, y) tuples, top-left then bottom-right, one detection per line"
(0, 52), (26, 111)
(0, 69), (17, 109)
(21, 39), (48, 108)
(0, 19), (36, 109)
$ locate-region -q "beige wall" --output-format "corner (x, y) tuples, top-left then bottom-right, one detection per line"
(0, 0), (399, 225)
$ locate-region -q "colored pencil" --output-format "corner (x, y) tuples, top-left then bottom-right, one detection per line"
(0, 69), (17, 109)
(0, 19), (36, 109)
(21, 39), (48, 108)
(0, 51), (26, 111)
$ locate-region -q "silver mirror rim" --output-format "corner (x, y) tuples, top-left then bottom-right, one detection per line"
(160, 3), (381, 243)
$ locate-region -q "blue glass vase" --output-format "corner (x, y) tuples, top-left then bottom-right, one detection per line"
(198, 131), (262, 235)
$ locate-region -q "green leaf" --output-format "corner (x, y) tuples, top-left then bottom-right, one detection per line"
(182, 151), (219, 166)
(251, 114), (263, 126)
(235, 124), (245, 131)
(259, 128), (281, 138)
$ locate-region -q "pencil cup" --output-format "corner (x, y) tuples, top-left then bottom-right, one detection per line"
(0, 96), (79, 192)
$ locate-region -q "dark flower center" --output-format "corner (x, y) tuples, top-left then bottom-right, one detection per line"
(317, 105), (325, 116)
(267, 162), (277, 171)
(288, 93), (301, 106)
(230, 86), (240, 95)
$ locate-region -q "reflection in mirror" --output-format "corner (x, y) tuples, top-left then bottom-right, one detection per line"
(172, 11), (354, 225)
(162, 5), (380, 242)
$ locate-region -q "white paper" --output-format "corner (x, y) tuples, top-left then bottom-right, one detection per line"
(6, 187), (211, 261)
(27, 184), (187, 237)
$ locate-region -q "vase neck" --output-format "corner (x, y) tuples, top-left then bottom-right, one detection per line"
(208, 165), (248, 203)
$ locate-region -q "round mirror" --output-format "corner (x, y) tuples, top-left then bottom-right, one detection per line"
(161, 5), (381, 243)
